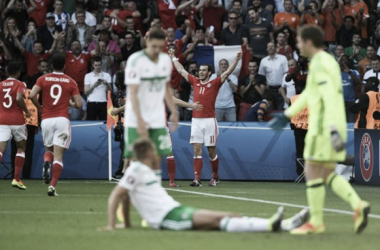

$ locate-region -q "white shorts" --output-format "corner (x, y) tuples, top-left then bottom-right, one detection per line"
(41, 117), (71, 149)
(190, 118), (219, 147)
(0, 125), (27, 142)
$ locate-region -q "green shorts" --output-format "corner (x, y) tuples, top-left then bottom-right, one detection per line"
(304, 134), (346, 163)
(160, 206), (199, 231)
(124, 127), (172, 158)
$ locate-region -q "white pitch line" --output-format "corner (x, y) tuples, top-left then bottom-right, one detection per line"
(166, 189), (380, 219)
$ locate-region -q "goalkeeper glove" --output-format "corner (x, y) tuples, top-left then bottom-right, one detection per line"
(268, 113), (290, 131)
(330, 129), (345, 152)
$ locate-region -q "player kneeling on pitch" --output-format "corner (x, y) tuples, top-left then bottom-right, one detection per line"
(100, 138), (309, 232)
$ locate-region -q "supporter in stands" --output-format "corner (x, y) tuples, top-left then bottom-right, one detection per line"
(274, 0), (300, 34)
(66, 11), (95, 50)
(345, 32), (366, 70)
(343, 0), (369, 44)
(339, 55), (360, 122)
(27, 0), (50, 27)
(300, 1), (324, 27)
(337, 15), (359, 48)
(0, 38), (12, 80)
(321, 0), (343, 53)
(52, 0), (70, 31)
(38, 12), (63, 51)
(358, 44), (375, 79)
(362, 56), (380, 92)
(239, 60), (266, 121)
(31, 59), (48, 85)
(284, 56), (308, 83)
(246, 7), (273, 59)
(276, 31), (293, 60)
(333, 44), (345, 61)
(2, 16), (22, 60)
(220, 10), (248, 46)
(124, 0), (143, 32)
(176, 0), (202, 30)
(121, 15), (144, 48)
(259, 42), (288, 109)
(84, 56), (112, 121)
(97, 15), (119, 43)
(164, 21), (191, 54)
(202, 0), (226, 39)
(246, 0), (273, 23)
(157, 0), (177, 30)
(121, 32), (141, 62)
(223, 0), (246, 28)
(280, 59), (297, 109)
(98, 41), (114, 75)
(289, 80), (308, 176)
(14, 35), (58, 77)
(350, 77), (380, 129)
(88, 30), (122, 62)
(104, 0), (133, 34)
(247, 0), (275, 13)
(3, 0), (36, 34)
(71, 1), (97, 27)
(214, 59), (238, 122)
(243, 92), (275, 121)
(21, 20), (38, 54)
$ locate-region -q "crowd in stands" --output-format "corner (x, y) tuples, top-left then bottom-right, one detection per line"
(0, 0), (380, 123)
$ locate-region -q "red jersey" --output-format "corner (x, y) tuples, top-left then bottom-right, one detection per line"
(28, 0), (51, 27)
(158, 0), (178, 29)
(36, 72), (80, 120)
(64, 51), (91, 92)
(187, 75), (223, 118)
(163, 39), (184, 55)
(0, 78), (26, 125)
(22, 51), (51, 76)
(104, 9), (133, 33)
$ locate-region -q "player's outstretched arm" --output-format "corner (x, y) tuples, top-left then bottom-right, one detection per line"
(221, 52), (242, 83)
(16, 92), (31, 117)
(29, 85), (42, 112)
(173, 96), (203, 111)
(168, 49), (189, 80)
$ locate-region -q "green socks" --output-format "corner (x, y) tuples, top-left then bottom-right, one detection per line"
(327, 173), (361, 210)
(306, 178), (325, 226)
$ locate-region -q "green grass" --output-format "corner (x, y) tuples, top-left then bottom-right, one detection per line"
(0, 180), (379, 250)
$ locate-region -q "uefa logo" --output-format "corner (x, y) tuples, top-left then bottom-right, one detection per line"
(360, 133), (373, 182)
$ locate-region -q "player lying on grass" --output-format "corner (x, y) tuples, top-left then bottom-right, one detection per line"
(99, 138), (309, 232)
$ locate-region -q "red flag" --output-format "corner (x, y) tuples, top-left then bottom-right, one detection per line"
(106, 91), (117, 131)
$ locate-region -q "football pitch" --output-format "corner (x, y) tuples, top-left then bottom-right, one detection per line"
(0, 180), (379, 250)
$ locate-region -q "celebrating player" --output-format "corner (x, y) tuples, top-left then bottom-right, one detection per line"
(0, 62), (31, 190)
(100, 138), (309, 232)
(30, 55), (82, 196)
(170, 50), (242, 187)
(124, 28), (178, 179)
(269, 25), (370, 235)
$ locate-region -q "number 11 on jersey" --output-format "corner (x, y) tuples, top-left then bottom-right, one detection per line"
(199, 87), (205, 95)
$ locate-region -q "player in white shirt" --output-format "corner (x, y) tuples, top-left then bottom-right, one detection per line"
(124, 28), (178, 173)
(100, 138), (309, 232)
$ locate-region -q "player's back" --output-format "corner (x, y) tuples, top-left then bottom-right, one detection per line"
(36, 72), (80, 120)
(0, 78), (26, 125)
(307, 51), (346, 138)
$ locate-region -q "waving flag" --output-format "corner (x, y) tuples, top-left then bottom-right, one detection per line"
(106, 91), (117, 131)
(192, 45), (251, 80)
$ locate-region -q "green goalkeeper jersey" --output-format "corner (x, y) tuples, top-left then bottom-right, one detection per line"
(285, 51), (347, 162)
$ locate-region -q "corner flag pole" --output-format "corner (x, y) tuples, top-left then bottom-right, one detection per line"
(108, 129), (112, 181)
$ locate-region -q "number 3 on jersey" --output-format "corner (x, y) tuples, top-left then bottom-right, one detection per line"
(199, 87), (205, 95)
(2, 88), (12, 108)
(50, 84), (62, 105)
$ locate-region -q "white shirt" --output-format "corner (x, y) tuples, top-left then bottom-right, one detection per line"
(212, 74), (237, 108)
(77, 26), (86, 47)
(281, 74), (295, 108)
(71, 11), (97, 27)
(118, 161), (180, 229)
(258, 54), (288, 86)
(84, 71), (112, 102)
(124, 51), (172, 128)
(362, 69), (380, 90)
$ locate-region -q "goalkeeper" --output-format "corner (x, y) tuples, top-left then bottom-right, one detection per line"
(269, 25), (370, 235)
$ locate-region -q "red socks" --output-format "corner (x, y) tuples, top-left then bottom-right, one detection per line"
(14, 152), (25, 181)
(50, 161), (63, 187)
(193, 157), (203, 179)
(44, 151), (54, 163)
(210, 155), (219, 179)
(166, 156), (176, 183)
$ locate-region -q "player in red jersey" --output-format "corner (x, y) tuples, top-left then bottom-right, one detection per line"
(30, 55), (82, 196)
(0, 62), (31, 190)
(170, 50), (242, 187)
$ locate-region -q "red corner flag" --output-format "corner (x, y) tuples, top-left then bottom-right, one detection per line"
(107, 91), (117, 131)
